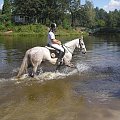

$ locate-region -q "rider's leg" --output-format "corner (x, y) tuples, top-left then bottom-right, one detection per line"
(56, 50), (64, 65)
(50, 44), (64, 65)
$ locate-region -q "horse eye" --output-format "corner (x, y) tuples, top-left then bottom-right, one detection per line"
(81, 43), (83, 45)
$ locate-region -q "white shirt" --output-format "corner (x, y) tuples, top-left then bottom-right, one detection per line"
(48, 31), (55, 44)
(47, 31), (64, 52)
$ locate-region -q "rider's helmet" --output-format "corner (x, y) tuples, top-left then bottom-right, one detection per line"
(50, 23), (56, 31)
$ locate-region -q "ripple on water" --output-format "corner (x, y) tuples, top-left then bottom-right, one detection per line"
(73, 73), (120, 105)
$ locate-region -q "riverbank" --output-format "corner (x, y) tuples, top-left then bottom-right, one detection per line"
(88, 27), (120, 35)
(0, 24), (87, 36)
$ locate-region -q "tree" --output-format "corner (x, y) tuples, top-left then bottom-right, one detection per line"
(12, 0), (70, 25)
(12, 0), (39, 23)
(106, 10), (119, 27)
(2, 0), (11, 15)
(69, 0), (80, 27)
(76, 6), (87, 27)
(76, 0), (95, 28)
(0, 9), (2, 14)
(94, 7), (107, 27)
(117, 10), (120, 27)
(84, 0), (95, 28)
(0, 0), (12, 29)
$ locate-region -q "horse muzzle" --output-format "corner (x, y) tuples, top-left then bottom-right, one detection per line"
(82, 51), (86, 54)
(81, 48), (86, 54)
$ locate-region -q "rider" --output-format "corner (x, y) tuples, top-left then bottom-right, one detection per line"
(47, 23), (64, 65)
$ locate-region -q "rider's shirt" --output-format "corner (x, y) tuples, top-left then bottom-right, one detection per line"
(48, 31), (55, 45)
(47, 31), (64, 52)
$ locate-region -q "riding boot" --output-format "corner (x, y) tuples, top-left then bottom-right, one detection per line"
(56, 51), (64, 65)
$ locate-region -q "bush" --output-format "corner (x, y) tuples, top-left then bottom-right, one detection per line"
(62, 19), (71, 30)
(0, 24), (6, 31)
(13, 24), (48, 34)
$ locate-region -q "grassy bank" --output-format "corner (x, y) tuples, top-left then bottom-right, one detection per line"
(0, 24), (87, 36)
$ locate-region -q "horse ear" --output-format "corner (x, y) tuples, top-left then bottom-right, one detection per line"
(80, 36), (83, 40)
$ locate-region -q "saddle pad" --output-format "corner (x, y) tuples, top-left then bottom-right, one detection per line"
(45, 46), (55, 50)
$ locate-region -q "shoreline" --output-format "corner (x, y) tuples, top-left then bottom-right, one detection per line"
(0, 31), (86, 36)
(0, 25), (87, 36)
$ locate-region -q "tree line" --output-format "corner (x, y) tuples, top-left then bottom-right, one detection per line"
(0, 0), (120, 31)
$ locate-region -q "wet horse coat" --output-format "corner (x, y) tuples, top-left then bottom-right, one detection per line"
(17, 37), (86, 78)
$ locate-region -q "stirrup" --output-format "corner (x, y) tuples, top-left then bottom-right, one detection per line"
(56, 58), (63, 66)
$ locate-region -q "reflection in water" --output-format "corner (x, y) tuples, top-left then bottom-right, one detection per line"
(0, 34), (120, 120)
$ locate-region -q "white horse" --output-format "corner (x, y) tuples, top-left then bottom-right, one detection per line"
(17, 36), (86, 78)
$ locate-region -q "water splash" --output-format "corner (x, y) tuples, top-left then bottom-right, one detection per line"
(38, 71), (66, 80)
(0, 63), (91, 84)
(76, 63), (90, 73)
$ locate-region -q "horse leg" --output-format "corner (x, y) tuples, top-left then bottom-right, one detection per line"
(56, 59), (64, 70)
(64, 60), (75, 68)
(67, 63), (75, 68)
(33, 65), (38, 76)
(32, 60), (43, 77)
(48, 58), (63, 70)
(29, 64), (38, 77)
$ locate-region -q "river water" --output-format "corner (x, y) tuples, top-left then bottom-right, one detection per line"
(0, 34), (120, 120)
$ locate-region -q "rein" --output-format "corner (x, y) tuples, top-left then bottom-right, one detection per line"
(63, 45), (73, 54)
(63, 39), (82, 54)
(79, 38), (82, 48)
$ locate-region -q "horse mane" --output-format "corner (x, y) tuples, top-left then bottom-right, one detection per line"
(64, 38), (79, 47)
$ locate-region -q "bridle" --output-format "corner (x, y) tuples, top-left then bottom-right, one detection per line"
(79, 38), (84, 51)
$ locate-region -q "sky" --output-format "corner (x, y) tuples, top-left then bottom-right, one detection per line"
(0, 0), (120, 12)
(81, 0), (120, 12)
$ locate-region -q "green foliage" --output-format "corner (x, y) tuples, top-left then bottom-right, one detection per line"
(0, 10), (2, 14)
(0, 0), (12, 31)
(62, 18), (71, 30)
(96, 19), (106, 27)
(0, 24), (6, 31)
(84, 1), (96, 28)
(76, 0), (95, 28)
(12, 0), (70, 25)
(0, 0), (120, 33)
(106, 10), (120, 27)
(56, 25), (80, 36)
(94, 7), (107, 27)
(13, 24), (48, 34)
(2, 0), (11, 15)
(69, 0), (80, 26)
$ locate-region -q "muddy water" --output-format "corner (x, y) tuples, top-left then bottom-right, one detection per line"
(0, 34), (120, 120)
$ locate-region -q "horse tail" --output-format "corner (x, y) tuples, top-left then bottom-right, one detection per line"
(17, 50), (29, 78)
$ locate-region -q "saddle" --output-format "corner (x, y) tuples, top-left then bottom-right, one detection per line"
(45, 46), (65, 58)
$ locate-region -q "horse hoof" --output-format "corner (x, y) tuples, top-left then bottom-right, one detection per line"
(36, 70), (40, 75)
(58, 62), (62, 66)
(67, 64), (75, 68)
(71, 64), (75, 68)
(29, 73), (34, 77)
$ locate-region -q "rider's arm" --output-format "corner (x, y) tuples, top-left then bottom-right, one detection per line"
(49, 31), (61, 45)
(52, 39), (61, 45)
